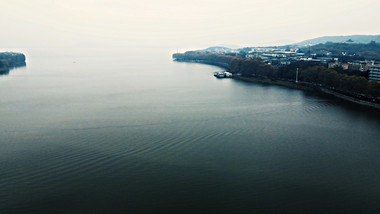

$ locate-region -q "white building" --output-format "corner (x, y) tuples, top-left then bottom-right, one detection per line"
(368, 65), (380, 82)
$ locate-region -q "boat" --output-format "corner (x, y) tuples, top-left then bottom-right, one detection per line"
(214, 71), (225, 78)
(214, 71), (232, 78)
(224, 72), (233, 77)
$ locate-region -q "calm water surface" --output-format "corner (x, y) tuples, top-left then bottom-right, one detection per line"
(1, 48), (380, 213)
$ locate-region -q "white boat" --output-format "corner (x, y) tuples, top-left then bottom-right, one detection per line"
(214, 71), (232, 78)
(214, 72), (225, 78)
(224, 72), (232, 78)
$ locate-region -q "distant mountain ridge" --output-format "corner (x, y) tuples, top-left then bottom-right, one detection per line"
(203, 46), (235, 53)
(199, 35), (380, 53)
(295, 35), (380, 46)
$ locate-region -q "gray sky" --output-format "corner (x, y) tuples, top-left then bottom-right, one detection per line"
(1, 0), (380, 49)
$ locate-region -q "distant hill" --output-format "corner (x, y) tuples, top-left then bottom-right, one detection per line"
(298, 41), (380, 60)
(0, 52), (26, 75)
(295, 35), (380, 46)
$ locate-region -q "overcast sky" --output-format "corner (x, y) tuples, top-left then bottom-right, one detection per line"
(1, 0), (380, 49)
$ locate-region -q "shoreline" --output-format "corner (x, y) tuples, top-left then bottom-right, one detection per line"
(234, 76), (380, 109)
(173, 58), (380, 109)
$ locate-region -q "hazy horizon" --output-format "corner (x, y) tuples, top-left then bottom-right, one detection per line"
(1, 0), (380, 49)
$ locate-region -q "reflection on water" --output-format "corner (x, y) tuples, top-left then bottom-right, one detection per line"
(0, 63), (27, 75)
(0, 48), (380, 213)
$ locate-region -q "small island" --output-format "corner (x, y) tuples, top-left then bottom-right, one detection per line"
(173, 41), (380, 109)
(0, 52), (26, 75)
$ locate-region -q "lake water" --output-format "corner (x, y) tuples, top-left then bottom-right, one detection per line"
(1, 48), (380, 213)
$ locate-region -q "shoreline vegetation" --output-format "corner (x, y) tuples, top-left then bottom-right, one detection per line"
(173, 52), (380, 109)
(0, 52), (26, 75)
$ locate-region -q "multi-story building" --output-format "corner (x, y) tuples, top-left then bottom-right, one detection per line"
(368, 65), (380, 82)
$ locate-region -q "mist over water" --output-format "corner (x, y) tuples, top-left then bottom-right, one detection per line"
(1, 48), (380, 213)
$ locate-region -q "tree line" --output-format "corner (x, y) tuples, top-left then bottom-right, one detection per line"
(173, 52), (239, 69)
(231, 57), (380, 97)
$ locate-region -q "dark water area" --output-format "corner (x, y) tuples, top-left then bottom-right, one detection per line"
(1, 48), (380, 213)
